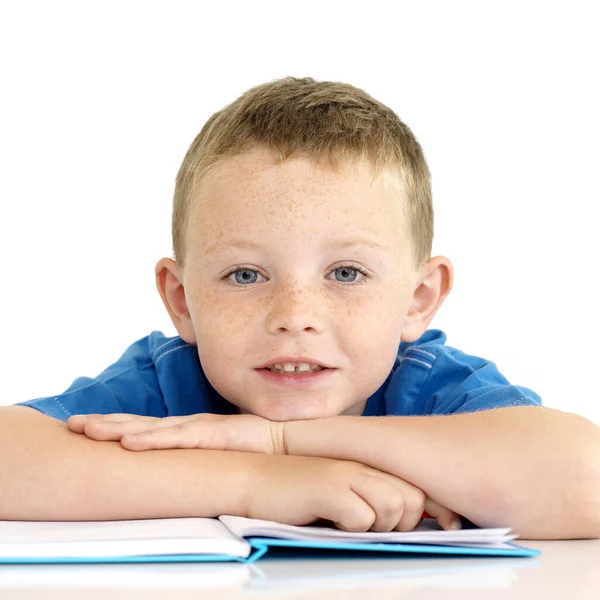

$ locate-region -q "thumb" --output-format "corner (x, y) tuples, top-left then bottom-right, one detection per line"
(423, 499), (462, 530)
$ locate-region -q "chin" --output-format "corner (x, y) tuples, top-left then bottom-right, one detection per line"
(254, 402), (340, 422)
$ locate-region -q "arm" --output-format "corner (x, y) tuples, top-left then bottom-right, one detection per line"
(0, 406), (463, 532)
(284, 407), (600, 540)
(0, 406), (261, 520)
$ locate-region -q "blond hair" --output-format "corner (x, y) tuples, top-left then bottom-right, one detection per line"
(172, 76), (433, 271)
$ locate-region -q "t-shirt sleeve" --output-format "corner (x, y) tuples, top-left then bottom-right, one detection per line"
(421, 347), (543, 415)
(15, 335), (166, 423)
(16, 377), (126, 422)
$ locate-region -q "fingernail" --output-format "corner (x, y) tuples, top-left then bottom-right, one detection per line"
(448, 519), (462, 530)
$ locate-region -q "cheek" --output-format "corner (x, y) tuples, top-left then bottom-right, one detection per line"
(343, 288), (405, 334)
(189, 289), (255, 393)
(189, 288), (248, 347)
(340, 289), (407, 364)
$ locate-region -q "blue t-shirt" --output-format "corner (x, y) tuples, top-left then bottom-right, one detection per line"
(17, 329), (542, 422)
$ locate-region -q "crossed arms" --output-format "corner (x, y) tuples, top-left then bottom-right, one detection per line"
(69, 405), (600, 539)
(1, 404), (599, 539)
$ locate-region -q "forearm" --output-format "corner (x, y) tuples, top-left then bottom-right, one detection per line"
(284, 407), (600, 539)
(0, 406), (260, 521)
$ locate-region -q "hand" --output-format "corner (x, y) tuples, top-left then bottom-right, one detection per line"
(67, 413), (284, 454)
(247, 455), (462, 532)
(68, 414), (462, 532)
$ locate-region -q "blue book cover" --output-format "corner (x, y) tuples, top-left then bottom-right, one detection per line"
(0, 515), (541, 564)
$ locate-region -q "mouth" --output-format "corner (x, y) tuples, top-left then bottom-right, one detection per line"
(260, 362), (327, 375)
(255, 362), (335, 387)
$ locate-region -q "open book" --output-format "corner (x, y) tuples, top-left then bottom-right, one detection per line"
(0, 516), (540, 564)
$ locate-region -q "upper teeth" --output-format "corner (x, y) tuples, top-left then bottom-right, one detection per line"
(268, 363), (323, 373)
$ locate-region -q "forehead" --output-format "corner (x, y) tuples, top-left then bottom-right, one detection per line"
(186, 147), (408, 252)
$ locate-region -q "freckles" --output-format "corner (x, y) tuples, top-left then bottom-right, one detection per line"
(219, 296), (255, 325)
(237, 302), (257, 322)
(344, 296), (358, 318)
(191, 289), (209, 314)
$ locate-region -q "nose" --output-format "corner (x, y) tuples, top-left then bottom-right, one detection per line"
(265, 281), (326, 335)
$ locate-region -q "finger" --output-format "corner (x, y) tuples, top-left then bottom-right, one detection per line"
(67, 414), (114, 433)
(357, 469), (425, 533)
(120, 434), (157, 451)
(67, 415), (91, 433)
(359, 470), (460, 532)
(94, 415), (203, 431)
(80, 422), (127, 441)
(387, 482), (427, 532)
(325, 491), (377, 533)
(80, 418), (164, 441)
(68, 413), (154, 432)
(120, 425), (207, 451)
(424, 498), (462, 530)
(80, 414), (197, 439)
(347, 473), (404, 533)
(79, 413), (153, 422)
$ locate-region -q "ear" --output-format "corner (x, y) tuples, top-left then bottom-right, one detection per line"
(155, 258), (197, 344)
(401, 256), (454, 343)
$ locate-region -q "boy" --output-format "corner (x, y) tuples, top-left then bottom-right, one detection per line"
(3, 77), (599, 539)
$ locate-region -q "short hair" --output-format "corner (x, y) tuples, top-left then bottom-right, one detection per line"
(172, 76), (433, 271)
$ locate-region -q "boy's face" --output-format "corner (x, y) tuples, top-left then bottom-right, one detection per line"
(158, 146), (450, 421)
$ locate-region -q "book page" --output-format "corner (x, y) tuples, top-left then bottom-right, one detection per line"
(218, 516), (518, 546)
(0, 518), (251, 560)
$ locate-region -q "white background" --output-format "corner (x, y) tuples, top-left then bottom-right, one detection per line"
(1, 1), (598, 424)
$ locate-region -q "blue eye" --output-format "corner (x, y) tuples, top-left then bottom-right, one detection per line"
(333, 267), (359, 283)
(327, 264), (368, 285)
(226, 268), (262, 285)
(222, 264), (369, 286)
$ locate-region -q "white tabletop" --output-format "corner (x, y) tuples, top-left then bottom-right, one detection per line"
(0, 539), (598, 599)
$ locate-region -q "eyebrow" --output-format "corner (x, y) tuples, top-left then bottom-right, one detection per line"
(203, 237), (388, 255)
